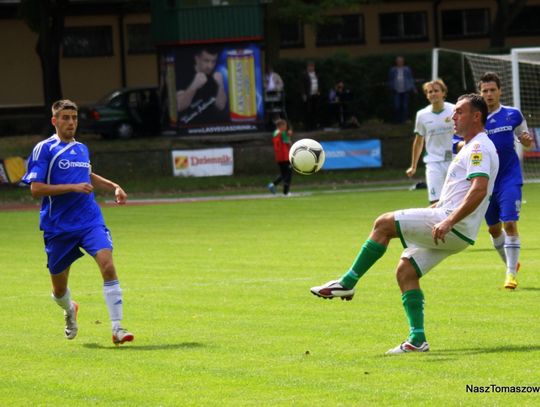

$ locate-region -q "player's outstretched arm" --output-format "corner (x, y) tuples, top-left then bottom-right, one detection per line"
(30, 182), (93, 198)
(90, 173), (127, 204)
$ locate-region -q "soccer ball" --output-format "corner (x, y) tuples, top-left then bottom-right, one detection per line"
(289, 138), (325, 175)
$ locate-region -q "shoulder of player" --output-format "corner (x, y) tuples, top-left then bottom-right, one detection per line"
(416, 105), (433, 117)
(31, 135), (60, 160)
(498, 104), (524, 117)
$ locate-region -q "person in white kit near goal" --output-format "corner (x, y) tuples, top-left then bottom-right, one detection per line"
(406, 79), (455, 203)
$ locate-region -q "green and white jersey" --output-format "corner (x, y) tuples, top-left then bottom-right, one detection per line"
(414, 102), (455, 163)
(437, 132), (499, 243)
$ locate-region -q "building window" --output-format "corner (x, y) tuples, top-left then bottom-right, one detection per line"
(62, 26), (113, 57)
(508, 6), (540, 36)
(379, 12), (428, 43)
(316, 14), (364, 46)
(441, 9), (490, 39)
(127, 24), (155, 55)
(279, 20), (304, 48)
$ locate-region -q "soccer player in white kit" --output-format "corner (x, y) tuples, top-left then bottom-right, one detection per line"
(311, 94), (499, 354)
(406, 79), (455, 203)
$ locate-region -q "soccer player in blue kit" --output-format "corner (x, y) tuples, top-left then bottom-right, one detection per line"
(23, 100), (134, 344)
(478, 72), (533, 289)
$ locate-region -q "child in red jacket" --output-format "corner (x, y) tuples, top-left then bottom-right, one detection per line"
(267, 119), (293, 196)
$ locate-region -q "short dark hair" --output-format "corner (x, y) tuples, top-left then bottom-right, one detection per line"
(478, 71), (501, 90)
(457, 93), (488, 125)
(196, 46), (219, 56)
(275, 118), (288, 128)
(52, 99), (78, 117)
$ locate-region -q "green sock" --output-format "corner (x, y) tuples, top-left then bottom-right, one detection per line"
(339, 239), (386, 289)
(402, 289), (426, 346)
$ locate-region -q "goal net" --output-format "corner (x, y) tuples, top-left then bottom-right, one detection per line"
(432, 47), (540, 183)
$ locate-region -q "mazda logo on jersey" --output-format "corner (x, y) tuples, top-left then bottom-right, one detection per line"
(58, 159), (91, 170)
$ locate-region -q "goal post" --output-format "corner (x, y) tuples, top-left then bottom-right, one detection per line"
(432, 47), (540, 183)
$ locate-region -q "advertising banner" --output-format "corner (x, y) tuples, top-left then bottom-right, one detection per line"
(0, 157), (26, 184)
(172, 148), (234, 177)
(160, 43), (264, 135)
(320, 140), (382, 170)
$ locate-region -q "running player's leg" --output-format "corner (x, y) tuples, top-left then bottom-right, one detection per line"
(84, 225), (134, 344)
(46, 231), (83, 339)
(499, 185), (522, 288)
(425, 161), (448, 204)
(485, 191), (506, 264)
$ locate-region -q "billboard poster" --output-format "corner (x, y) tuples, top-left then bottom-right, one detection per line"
(160, 43), (264, 135)
(320, 140), (382, 170)
(171, 148), (234, 177)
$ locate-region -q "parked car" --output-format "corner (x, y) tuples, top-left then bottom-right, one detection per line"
(79, 86), (160, 139)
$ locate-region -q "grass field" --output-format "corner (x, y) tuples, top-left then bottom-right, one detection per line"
(1, 184), (540, 406)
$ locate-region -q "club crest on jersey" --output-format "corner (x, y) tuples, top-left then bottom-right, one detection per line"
(471, 153), (483, 166)
(445, 116), (452, 123)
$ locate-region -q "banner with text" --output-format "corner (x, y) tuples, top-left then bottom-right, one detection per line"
(160, 43), (264, 135)
(172, 148), (234, 177)
(320, 140), (382, 170)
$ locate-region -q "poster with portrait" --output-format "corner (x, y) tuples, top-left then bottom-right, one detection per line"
(160, 43), (264, 135)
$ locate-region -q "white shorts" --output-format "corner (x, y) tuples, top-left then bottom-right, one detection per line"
(425, 161), (450, 202)
(394, 208), (470, 277)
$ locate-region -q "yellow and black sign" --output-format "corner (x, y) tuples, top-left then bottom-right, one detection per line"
(0, 157), (26, 184)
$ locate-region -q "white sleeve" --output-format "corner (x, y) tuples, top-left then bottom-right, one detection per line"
(515, 118), (529, 136)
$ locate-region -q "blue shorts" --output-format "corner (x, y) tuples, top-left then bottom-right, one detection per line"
(44, 225), (113, 275)
(484, 185), (522, 226)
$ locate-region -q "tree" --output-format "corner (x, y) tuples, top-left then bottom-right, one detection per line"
(490, 0), (528, 49)
(19, 0), (69, 121)
(264, 0), (376, 66)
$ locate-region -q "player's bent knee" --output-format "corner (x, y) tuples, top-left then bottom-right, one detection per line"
(396, 259), (420, 291)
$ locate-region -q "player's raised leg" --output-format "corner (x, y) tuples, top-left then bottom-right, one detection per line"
(310, 212), (393, 300)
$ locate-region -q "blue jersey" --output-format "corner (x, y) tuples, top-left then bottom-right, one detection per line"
(22, 135), (105, 234)
(485, 105), (526, 190)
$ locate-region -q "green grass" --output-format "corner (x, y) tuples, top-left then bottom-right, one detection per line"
(1, 185), (540, 406)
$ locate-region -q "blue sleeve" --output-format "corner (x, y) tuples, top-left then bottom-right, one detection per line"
(21, 143), (50, 184)
(452, 134), (464, 154)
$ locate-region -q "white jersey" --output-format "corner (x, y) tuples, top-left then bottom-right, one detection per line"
(437, 132), (499, 243)
(414, 102), (455, 163)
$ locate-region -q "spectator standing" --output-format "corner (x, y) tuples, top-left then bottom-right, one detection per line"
(264, 66), (284, 92)
(301, 61), (320, 131)
(388, 56), (417, 124)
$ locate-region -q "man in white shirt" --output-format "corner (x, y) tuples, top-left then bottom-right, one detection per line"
(407, 79), (455, 203)
(311, 94), (499, 354)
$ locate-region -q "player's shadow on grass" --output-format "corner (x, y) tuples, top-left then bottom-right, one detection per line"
(518, 287), (540, 291)
(83, 342), (205, 351)
(437, 344), (540, 356)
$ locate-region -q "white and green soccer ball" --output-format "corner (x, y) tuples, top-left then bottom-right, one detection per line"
(289, 138), (325, 175)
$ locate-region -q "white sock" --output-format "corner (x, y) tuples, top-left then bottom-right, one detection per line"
(504, 236), (520, 275)
(103, 280), (123, 331)
(52, 288), (73, 313)
(491, 231), (507, 264)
